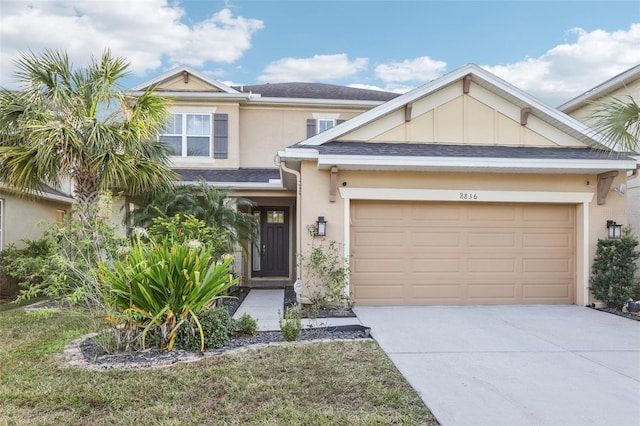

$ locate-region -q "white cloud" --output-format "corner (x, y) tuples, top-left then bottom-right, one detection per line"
(375, 56), (447, 83)
(0, 1), (263, 87)
(258, 54), (368, 83)
(482, 24), (640, 106)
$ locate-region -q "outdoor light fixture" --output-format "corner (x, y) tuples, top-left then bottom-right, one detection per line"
(607, 220), (622, 239)
(316, 216), (327, 237)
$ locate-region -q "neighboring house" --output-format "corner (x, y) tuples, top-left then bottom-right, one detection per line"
(279, 64), (636, 307)
(130, 66), (398, 287)
(0, 186), (74, 249)
(558, 64), (640, 238)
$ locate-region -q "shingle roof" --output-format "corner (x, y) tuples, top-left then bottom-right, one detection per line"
(313, 141), (630, 160)
(233, 82), (400, 102)
(174, 168), (280, 183)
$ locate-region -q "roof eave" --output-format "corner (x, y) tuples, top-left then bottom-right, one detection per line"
(314, 154), (637, 174)
(558, 64), (640, 113)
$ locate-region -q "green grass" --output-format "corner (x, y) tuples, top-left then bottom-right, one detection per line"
(0, 307), (438, 425)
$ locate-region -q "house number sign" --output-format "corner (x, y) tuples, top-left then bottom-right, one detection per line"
(459, 192), (478, 200)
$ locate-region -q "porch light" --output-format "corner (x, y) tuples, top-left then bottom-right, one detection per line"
(607, 220), (622, 239)
(316, 216), (327, 237)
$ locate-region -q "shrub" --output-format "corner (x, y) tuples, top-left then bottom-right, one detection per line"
(299, 240), (353, 311)
(175, 307), (235, 351)
(99, 237), (238, 352)
(279, 307), (302, 342)
(234, 313), (258, 337)
(590, 226), (640, 309)
(0, 238), (56, 300)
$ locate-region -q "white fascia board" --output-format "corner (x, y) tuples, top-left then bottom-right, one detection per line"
(130, 65), (239, 93)
(558, 64), (640, 112)
(279, 148), (320, 160)
(316, 154), (637, 173)
(127, 91), (251, 101)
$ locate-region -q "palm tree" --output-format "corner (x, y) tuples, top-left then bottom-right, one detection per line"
(132, 181), (259, 242)
(589, 95), (640, 153)
(0, 49), (177, 227)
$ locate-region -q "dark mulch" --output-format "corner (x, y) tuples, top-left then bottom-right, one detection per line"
(76, 285), (369, 368)
(592, 306), (640, 321)
(219, 285), (251, 316)
(80, 324), (371, 367)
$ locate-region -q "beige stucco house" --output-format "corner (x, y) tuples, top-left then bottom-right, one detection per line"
(559, 64), (640, 240)
(279, 64), (637, 307)
(0, 187), (74, 250)
(130, 66), (398, 287)
(12, 62), (627, 308)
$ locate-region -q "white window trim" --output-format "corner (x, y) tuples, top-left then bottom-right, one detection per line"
(317, 118), (336, 134)
(162, 107), (217, 158)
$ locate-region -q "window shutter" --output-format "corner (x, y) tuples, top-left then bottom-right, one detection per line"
(214, 113), (228, 159)
(306, 119), (316, 138)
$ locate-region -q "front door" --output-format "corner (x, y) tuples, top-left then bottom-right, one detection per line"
(253, 207), (289, 277)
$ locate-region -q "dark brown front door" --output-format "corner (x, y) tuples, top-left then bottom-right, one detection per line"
(253, 207), (289, 277)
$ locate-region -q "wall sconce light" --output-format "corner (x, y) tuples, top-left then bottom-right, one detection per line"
(607, 220), (622, 239)
(316, 216), (327, 237)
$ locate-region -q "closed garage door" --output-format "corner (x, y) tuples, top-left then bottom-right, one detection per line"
(350, 201), (575, 305)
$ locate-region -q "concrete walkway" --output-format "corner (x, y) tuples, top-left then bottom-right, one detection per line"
(354, 305), (640, 426)
(233, 289), (363, 331)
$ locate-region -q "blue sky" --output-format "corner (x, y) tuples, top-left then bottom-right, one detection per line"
(1, 0), (639, 106)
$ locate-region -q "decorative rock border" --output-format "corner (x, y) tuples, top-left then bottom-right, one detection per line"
(64, 326), (372, 371)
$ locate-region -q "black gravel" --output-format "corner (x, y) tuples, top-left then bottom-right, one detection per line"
(593, 306), (640, 321)
(77, 285), (369, 368)
(80, 325), (371, 367)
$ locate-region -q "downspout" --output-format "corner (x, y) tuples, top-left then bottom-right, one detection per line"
(280, 158), (302, 284)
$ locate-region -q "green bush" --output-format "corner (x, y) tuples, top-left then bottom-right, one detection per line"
(279, 307), (302, 342)
(590, 227), (640, 309)
(99, 237), (238, 352)
(299, 240), (353, 311)
(0, 238), (56, 299)
(234, 313), (258, 337)
(175, 307), (235, 351)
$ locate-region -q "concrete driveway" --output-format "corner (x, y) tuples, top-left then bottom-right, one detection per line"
(354, 305), (640, 426)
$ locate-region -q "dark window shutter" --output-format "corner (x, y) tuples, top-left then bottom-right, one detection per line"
(306, 119), (317, 138)
(337, 119), (346, 125)
(214, 113), (228, 159)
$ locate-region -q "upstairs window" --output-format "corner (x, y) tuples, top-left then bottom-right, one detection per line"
(317, 119), (335, 133)
(159, 113), (228, 158)
(307, 118), (345, 138)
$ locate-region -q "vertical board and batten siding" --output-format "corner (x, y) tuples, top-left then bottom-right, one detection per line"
(350, 201), (576, 306)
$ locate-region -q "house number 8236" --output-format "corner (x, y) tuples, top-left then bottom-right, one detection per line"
(460, 192), (478, 200)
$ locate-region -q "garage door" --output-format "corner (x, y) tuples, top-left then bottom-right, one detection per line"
(350, 201), (575, 305)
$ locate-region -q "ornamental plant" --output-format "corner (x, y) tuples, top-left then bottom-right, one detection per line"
(590, 226), (640, 309)
(99, 236), (238, 352)
(299, 239), (353, 311)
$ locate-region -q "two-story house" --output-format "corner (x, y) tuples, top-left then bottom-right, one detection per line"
(135, 64), (637, 308)
(129, 66), (398, 288)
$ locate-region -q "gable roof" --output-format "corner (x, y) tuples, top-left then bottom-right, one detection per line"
(296, 63), (607, 149)
(130, 65), (239, 93)
(558, 64), (640, 114)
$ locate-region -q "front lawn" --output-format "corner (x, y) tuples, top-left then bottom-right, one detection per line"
(0, 304), (438, 425)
